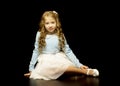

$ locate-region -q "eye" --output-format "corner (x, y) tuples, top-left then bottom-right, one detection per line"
(51, 21), (55, 24)
(45, 22), (49, 24)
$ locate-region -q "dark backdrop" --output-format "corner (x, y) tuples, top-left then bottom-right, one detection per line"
(1, 0), (118, 85)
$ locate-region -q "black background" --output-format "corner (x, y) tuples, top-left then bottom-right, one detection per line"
(1, 0), (119, 86)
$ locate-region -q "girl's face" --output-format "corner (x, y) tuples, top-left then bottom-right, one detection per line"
(44, 16), (57, 33)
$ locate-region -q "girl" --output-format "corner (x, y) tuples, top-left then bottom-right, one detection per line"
(24, 11), (99, 80)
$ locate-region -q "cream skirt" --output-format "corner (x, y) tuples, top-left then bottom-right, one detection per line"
(30, 52), (75, 80)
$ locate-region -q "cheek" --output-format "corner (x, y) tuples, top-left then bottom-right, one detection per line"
(53, 24), (57, 28)
(44, 25), (48, 29)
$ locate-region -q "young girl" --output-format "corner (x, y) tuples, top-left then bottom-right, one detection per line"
(24, 11), (99, 80)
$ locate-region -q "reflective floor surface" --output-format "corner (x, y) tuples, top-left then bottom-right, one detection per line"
(24, 75), (100, 86)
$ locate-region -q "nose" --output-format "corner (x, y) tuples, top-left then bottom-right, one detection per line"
(48, 23), (53, 27)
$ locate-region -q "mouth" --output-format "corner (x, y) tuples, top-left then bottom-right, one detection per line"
(48, 27), (54, 31)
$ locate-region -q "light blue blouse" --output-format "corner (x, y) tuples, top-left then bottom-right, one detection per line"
(29, 31), (83, 71)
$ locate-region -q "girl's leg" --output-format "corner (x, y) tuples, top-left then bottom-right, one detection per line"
(65, 66), (99, 76)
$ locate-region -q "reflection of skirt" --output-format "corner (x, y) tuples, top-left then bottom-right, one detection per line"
(30, 52), (75, 80)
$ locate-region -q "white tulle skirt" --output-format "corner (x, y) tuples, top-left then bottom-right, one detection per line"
(30, 52), (75, 80)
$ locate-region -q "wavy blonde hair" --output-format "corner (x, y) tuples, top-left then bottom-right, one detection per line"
(38, 11), (65, 52)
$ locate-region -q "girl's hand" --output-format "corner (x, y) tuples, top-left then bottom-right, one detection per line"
(80, 65), (89, 70)
(24, 72), (31, 77)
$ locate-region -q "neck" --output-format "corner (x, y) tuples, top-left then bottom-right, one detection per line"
(47, 31), (56, 35)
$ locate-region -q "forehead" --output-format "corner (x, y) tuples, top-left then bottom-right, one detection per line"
(44, 16), (55, 21)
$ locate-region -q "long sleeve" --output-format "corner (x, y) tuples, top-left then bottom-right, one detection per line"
(29, 31), (40, 71)
(63, 38), (83, 68)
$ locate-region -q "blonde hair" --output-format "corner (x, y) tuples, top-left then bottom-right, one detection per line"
(38, 11), (65, 52)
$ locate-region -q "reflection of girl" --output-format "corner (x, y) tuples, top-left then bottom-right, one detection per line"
(24, 11), (99, 80)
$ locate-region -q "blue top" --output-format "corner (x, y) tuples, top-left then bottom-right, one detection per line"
(29, 31), (83, 71)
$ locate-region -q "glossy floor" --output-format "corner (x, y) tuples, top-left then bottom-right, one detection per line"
(24, 75), (100, 86)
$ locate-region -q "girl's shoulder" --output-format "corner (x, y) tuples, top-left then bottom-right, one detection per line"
(35, 31), (41, 38)
(37, 31), (41, 34)
(36, 31), (41, 35)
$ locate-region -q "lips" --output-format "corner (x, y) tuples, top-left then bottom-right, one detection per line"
(49, 27), (54, 30)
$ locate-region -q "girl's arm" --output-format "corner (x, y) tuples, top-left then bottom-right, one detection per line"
(63, 37), (83, 68)
(29, 31), (40, 71)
